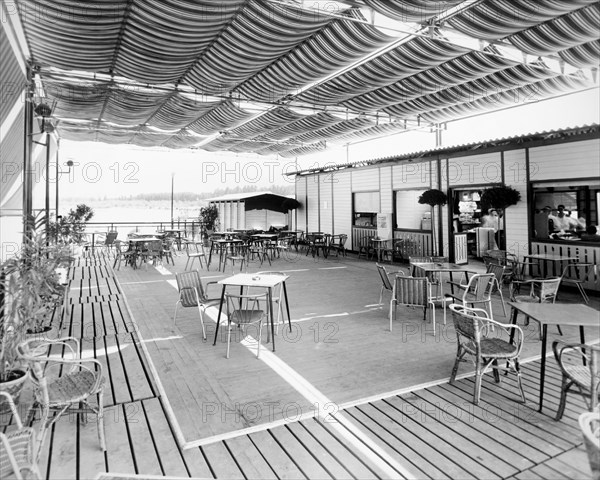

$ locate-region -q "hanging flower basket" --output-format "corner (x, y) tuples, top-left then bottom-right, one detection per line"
(480, 186), (521, 211)
(418, 189), (448, 207)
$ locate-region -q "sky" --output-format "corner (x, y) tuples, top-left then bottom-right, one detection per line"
(57, 87), (600, 199)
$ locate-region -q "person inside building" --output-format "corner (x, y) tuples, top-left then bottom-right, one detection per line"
(548, 204), (580, 233)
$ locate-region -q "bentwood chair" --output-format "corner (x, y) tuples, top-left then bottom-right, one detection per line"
(448, 304), (526, 405)
(17, 337), (106, 462)
(224, 292), (268, 359)
(173, 270), (220, 340)
(553, 341), (600, 421)
(0, 391), (41, 480)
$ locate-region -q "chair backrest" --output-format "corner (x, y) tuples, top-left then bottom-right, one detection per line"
(536, 277), (562, 302)
(104, 231), (118, 245)
(176, 271), (207, 307)
(393, 276), (428, 307)
(562, 263), (594, 282)
(449, 303), (490, 346)
(430, 256), (448, 263)
(224, 292), (268, 324)
(409, 256), (432, 264)
(376, 263), (396, 291)
(485, 263), (506, 291)
(462, 273), (495, 301)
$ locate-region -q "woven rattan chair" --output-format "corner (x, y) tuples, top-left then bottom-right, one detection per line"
(448, 304), (526, 405)
(579, 408), (600, 479)
(224, 292), (268, 359)
(561, 263), (595, 304)
(389, 276), (445, 334)
(0, 391), (41, 480)
(173, 270), (220, 340)
(553, 341), (600, 421)
(17, 337), (106, 462)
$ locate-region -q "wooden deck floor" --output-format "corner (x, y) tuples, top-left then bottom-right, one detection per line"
(4, 252), (597, 479)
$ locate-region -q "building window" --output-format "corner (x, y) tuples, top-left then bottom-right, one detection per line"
(532, 182), (600, 240)
(353, 192), (379, 227)
(395, 190), (431, 230)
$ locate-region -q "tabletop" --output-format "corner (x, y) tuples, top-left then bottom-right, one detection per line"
(411, 262), (476, 273)
(523, 253), (578, 261)
(218, 273), (289, 288)
(251, 233), (278, 240)
(127, 236), (160, 242)
(507, 301), (599, 327)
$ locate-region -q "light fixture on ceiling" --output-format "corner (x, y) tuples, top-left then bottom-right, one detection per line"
(34, 102), (54, 133)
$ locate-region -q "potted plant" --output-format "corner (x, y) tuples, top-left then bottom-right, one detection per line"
(418, 189), (448, 256)
(0, 214), (69, 407)
(49, 203), (94, 248)
(199, 204), (219, 241)
(480, 185), (521, 212)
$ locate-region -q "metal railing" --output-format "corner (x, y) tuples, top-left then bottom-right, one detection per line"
(85, 220), (203, 238)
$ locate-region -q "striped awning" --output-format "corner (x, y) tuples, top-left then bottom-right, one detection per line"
(15, 0), (599, 156)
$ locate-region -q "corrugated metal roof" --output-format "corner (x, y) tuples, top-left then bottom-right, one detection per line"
(289, 123), (600, 175)
(206, 191), (291, 202)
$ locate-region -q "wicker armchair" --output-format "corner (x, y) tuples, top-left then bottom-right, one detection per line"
(448, 304), (526, 405)
(0, 392), (41, 480)
(17, 337), (106, 462)
(553, 341), (600, 421)
(579, 409), (600, 479)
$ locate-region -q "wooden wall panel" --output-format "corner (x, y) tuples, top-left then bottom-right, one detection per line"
(529, 139), (600, 181)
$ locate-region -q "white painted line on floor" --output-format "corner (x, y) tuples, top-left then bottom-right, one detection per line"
(248, 343), (414, 480)
(153, 264), (172, 276)
(318, 266), (347, 270)
(119, 280), (167, 285)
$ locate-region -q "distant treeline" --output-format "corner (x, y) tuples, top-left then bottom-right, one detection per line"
(116, 185), (294, 202)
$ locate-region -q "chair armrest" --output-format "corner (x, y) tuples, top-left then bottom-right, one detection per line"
(483, 319), (525, 355)
(552, 340), (590, 365)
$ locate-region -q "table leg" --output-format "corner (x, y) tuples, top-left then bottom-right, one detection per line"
(538, 324), (548, 413)
(268, 287), (276, 352)
(213, 285), (226, 346)
(580, 326), (587, 366)
(282, 281), (292, 332)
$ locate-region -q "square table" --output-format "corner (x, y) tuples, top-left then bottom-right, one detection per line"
(212, 273), (292, 352)
(523, 253), (578, 278)
(507, 301), (599, 413)
(410, 262), (477, 296)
